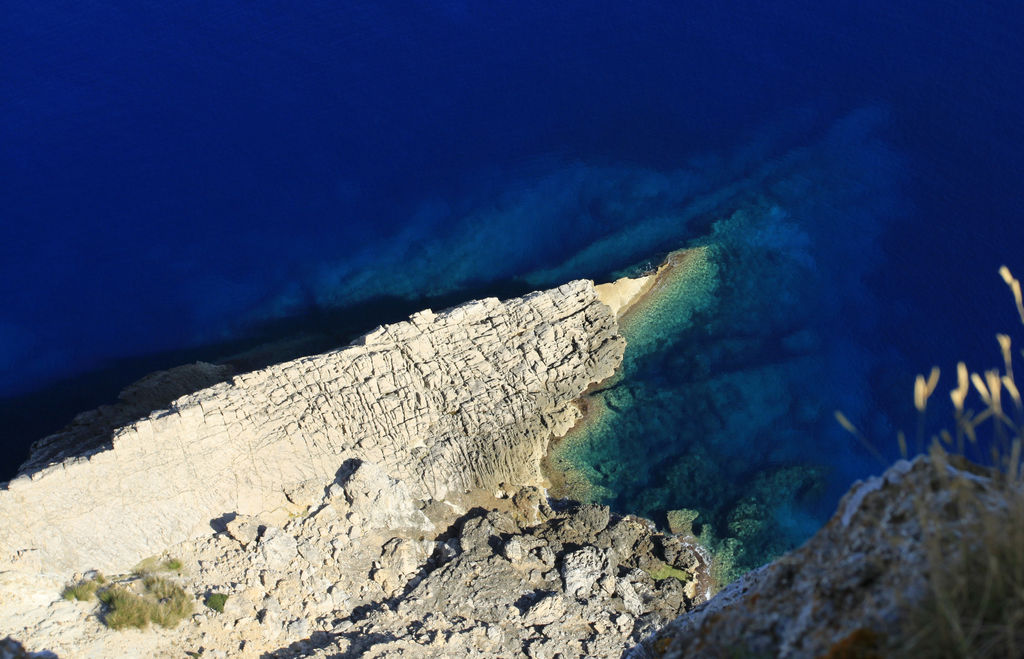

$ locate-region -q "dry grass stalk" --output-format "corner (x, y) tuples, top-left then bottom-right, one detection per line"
(889, 267), (1024, 658)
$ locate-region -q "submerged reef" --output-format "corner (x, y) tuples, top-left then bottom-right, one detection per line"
(548, 198), (880, 580)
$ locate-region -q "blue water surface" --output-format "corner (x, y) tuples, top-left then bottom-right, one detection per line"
(3, 0), (1024, 560)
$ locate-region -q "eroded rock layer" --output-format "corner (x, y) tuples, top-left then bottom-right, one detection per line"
(0, 280), (624, 577)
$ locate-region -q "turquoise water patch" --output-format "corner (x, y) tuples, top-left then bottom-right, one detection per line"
(551, 196), (892, 582)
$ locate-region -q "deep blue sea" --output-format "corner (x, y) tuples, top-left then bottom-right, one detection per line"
(4, 1), (1024, 567)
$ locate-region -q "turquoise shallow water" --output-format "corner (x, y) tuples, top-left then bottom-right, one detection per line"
(546, 112), (902, 577)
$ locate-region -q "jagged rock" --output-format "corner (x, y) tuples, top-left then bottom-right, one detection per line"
(561, 546), (605, 600)
(523, 592), (568, 626)
(379, 537), (429, 578)
(512, 486), (551, 525)
(617, 578), (644, 616)
(502, 536), (525, 564)
(284, 480), (323, 510)
(296, 539), (324, 566)
(655, 577), (687, 612)
(484, 510), (519, 535)
(336, 460), (433, 533)
(260, 527), (298, 572)
(225, 514), (260, 548)
(259, 594), (284, 633)
(458, 516), (498, 554)
(532, 545), (557, 570)
(572, 503), (611, 534)
(272, 500), (703, 659)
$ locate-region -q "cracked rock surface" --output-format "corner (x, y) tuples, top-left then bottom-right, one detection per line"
(0, 280), (622, 578)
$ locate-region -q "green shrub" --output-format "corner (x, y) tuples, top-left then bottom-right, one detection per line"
(162, 558), (183, 572)
(97, 576), (194, 630)
(204, 592), (228, 613)
(61, 575), (104, 602)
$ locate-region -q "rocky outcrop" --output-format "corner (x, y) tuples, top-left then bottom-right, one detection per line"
(2, 458), (712, 658)
(630, 454), (1012, 658)
(0, 280), (623, 577)
(307, 499), (711, 658)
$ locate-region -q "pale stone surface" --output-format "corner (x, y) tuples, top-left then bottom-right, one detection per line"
(0, 280), (623, 578)
(4, 478), (709, 658)
(594, 274), (655, 317)
(295, 499), (707, 659)
(561, 546), (605, 599)
(336, 460), (433, 533)
(225, 515), (259, 548)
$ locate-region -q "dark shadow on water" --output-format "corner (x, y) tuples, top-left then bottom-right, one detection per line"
(0, 279), (539, 482)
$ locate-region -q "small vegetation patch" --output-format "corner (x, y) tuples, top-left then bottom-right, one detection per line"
(204, 592), (228, 613)
(162, 558), (184, 572)
(61, 573), (106, 601)
(98, 576), (193, 630)
(133, 556), (185, 576)
(648, 562), (691, 582)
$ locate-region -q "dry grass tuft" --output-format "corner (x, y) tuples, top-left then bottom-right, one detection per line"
(132, 556), (185, 576)
(62, 563), (193, 630)
(97, 575), (193, 630)
(61, 573), (106, 602)
(886, 266), (1024, 658)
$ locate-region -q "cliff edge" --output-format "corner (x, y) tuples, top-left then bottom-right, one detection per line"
(0, 280), (622, 578)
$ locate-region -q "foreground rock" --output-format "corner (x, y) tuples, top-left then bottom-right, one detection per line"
(0, 280), (623, 577)
(301, 497), (712, 658)
(631, 454), (1012, 658)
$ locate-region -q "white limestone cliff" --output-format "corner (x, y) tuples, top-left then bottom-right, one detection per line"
(0, 279), (623, 579)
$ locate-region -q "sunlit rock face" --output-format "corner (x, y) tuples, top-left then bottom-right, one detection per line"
(0, 280), (623, 577)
